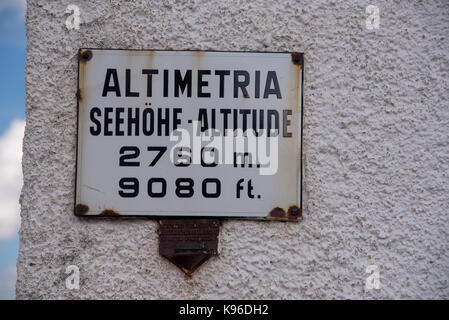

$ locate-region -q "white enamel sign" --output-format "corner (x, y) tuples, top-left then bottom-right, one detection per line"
(75, 49), (303, 219)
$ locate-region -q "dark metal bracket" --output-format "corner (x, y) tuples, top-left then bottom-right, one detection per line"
(158, 219), (220, 277)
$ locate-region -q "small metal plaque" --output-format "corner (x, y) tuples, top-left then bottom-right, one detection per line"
(159, 219), (219, 276)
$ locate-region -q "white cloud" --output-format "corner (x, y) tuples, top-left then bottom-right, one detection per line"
(0, 0), (26, 19)
(0, 266), (16, 299)
(0, 0), (26, 11)
(0, 119), (24, 240)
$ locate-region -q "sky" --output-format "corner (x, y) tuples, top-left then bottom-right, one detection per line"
(0, 0), (26, 299)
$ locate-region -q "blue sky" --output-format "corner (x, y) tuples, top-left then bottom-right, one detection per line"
(0, 0), (26, 300)
(0, 3), (25, 135)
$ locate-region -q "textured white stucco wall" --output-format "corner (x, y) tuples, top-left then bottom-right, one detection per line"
(18, 0), (449, 299)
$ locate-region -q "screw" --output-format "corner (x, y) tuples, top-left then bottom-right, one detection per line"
(270, 207), (286, 218)
(78, 50), (93, 62)
(287, 206), (302, 218)
(291, 52), (303, 65)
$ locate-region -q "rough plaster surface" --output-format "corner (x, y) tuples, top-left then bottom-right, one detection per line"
(18, 0), (449, 299)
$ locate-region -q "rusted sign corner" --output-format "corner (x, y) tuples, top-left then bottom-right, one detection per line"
(74, 204), (121, 217)
(74, 203), (89, 216)
(291, 52), (303, 66)
(78, 49), (93, 63)
(158, 219), (220, 277)
(268, 205), (302, 221)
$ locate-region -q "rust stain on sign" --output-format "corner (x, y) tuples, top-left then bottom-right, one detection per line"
(76, 88), (82, 101)
(291, 52), (303, 66)
(158, 219), (219, 276)
(287, 205), (302, 219)
(268, 205), (302, 221)
(78, 49), (93, 63)
(74, 204), (121, 217)
(99, 209), (120, 216)
(74, 203), (89, 216)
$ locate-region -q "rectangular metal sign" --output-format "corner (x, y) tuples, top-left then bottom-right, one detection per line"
(75, 49), (303, 220)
